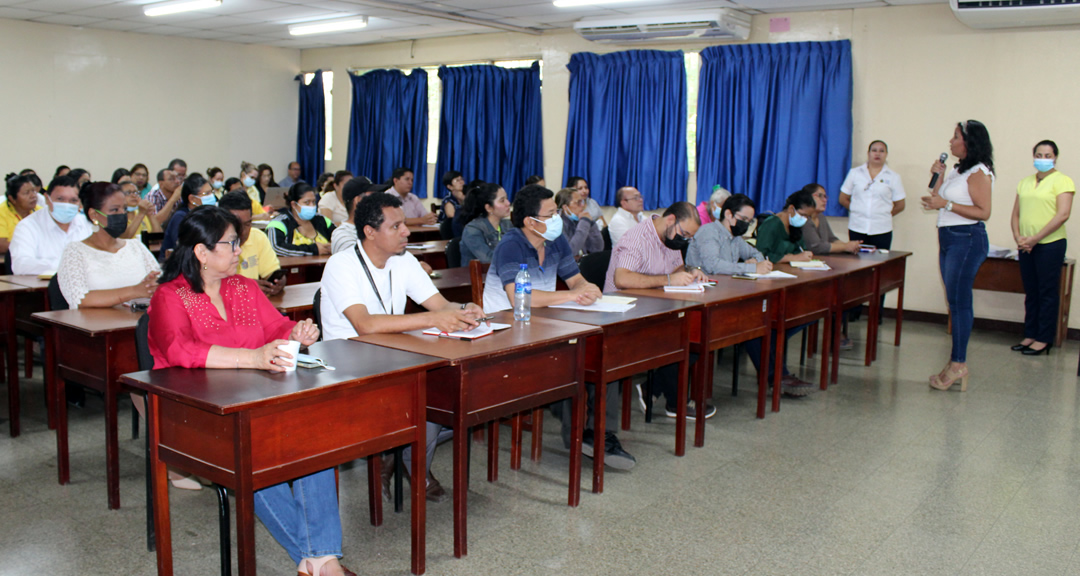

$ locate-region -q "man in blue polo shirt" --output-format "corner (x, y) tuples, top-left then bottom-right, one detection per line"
(483, 185), (635, 469)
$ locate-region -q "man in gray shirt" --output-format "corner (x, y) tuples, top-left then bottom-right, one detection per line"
(685, 193), (771, 276)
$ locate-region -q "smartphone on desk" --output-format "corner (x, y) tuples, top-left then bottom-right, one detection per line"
(265, 269), (287, 284)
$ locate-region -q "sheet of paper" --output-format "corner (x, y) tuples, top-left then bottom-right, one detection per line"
(599, 295), (637, 305)
(790, 260), (831, 270)
(406, 243), (435, 249)
(423, 322), (510, 339)
(747, 270), (798, 279)
(421, 224), (440, 228)
(551, 301), (636, 313)
(663, 281), (716, 292)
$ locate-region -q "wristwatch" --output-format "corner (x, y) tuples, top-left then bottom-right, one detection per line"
(944, 201), (954, 212)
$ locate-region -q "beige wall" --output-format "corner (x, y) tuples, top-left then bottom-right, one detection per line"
(0, 18), (300, 183)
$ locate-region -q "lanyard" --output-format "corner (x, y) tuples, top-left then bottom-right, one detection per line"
(354, 244), (392, 315)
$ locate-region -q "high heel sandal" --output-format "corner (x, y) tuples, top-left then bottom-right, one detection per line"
(1021, 343), (1052, 356)
(298, 555), (344, 576)
(929, 366), (968, 392)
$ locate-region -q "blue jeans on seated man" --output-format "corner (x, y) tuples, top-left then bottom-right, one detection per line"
(743, 323), (812, 381)
(253, 468), (342, 565)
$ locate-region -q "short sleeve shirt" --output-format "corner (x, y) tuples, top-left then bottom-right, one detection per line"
(319, 240), (439, 340)
(0, 203), (40, 241)
(236, 228), (280, 280)
(840, 164), (905, 235)
(1017, 171), (1075, 244)
(604, 215), (684, 293)
(483, 228), (579, 314)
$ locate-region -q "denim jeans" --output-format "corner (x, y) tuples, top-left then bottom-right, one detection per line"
(1019, 238), (1066, 344)
(938, 223), (988, 363)
(253, 468), (342, 565)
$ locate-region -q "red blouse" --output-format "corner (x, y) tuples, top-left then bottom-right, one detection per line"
(148, 274), (293, 369)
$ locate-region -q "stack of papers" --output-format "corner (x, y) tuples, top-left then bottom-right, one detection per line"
(406, 243), (435, 250)
(423, 322), (511, 340)
(598, 295), (636, 305)
(663, 281), (716, 293)
(551, 301), (635, 313)
(747, 270), (798, 279)
(790, 260), (831, 270)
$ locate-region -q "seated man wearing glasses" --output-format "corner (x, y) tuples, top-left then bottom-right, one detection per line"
(604, 201), (715, 420)
(685, 193), (771, 276)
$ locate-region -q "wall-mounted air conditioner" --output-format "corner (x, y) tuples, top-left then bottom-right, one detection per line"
(951, 0), (1080, 29)
(573, 10), (751, 44)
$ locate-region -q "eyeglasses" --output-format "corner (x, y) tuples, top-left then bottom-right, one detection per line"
(673, 221), (691, 240)
(216, 238), (241, 251)
(734, 214), (754, 224)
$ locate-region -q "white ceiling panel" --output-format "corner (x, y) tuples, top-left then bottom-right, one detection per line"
(0, 0), (948, 49)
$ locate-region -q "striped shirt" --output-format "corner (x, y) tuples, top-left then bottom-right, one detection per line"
(604, 215), (684, 293)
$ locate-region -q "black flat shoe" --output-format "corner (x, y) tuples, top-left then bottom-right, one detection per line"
(1011, 343), (1031, 351)
(1022, 344), (1052, 356)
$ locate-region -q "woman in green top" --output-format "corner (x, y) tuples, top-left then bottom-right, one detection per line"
(755, 189), (817, 264)
(1009, 140), (1075, 355)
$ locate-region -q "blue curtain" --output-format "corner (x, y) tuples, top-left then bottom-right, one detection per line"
(347, 69), (428, 187)
(295, 70), (325, 186)
(696, 40), (852, 216)
(434, 62), (543, 199)
(562, 50), (687, 210)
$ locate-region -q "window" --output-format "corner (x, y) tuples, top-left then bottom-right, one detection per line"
(303, 70), (334, 161)
(685, 52), (700, 173)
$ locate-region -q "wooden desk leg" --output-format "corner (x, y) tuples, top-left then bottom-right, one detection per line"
(367, 455), (383, 526)
(6, 294), (19, 437)
(866, 289), (879, 368)
(674, 348), (687, 457)
(619, 377), (632, 431)
(568, 339), (585, 507)
(830, 305), (841, 386)
(105, 339), (121, 509)
(894, 284), (904, 347)
(756, 330), (770, 419)
(530, 409), (543, 462)
(693, 345), (710, 448)
(452, 413), (468, 557)
(771, 292), (786, 413)
(234, 413), (256, 576)
(50, 326), (70, 486)
(509, 413), (523, 471)
(148, 395), (173, 576)
(486, 421), (499, 482)
(409, 375), (427, 575)
(592, 378), (607, 494)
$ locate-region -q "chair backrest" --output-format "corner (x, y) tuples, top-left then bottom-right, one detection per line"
(140, 230), (165, 248)
(469, 260), (490, 307)
(438, 217), (453, 240)
(0, 251), (10, 276)
(312, 288), (323, 341)
(578, 250), (611, 289)
(135, 313), (154, 371)
(601, 227), (612, 251)
(445, 237), (461, 269)
(47, 274), (69, 311)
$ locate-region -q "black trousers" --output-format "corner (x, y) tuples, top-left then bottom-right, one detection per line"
(848, 230), (893, 250)
(1019, 238), (1067, 344)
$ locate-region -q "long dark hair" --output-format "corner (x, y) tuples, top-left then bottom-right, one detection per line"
(782, 189), (816, 243)
(180, 173), (208, 209)
(462, 182), (502, 224)
(957, 120), (994, 175)
(158, 206), (241, 293)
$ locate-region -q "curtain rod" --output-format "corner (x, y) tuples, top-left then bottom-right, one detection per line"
(347, 58), (540, 75)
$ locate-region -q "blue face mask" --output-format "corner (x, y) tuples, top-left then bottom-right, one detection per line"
(1034, 158), (1055, 173)
(199, 194), (217, 207)
(297, 204), (318, 221)
(532, 215), (563, 241)
(712, 206), (722, 220)
(242, 176), (256, 188)
(50, 201), (79, 224)
(126, 206), (138, 212)
(567, 211), (579, 222)
(211, 180), (224, 190)
(789, 211), (808, 228)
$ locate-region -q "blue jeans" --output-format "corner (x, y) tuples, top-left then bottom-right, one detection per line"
(253, 468), (342, 565)
(938, 223), (988, 363)
(1019, 238), (1066, 344)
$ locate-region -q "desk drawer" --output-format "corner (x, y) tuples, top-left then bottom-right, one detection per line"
(839, 269), (875, 306)
(706, 297), (769, 345)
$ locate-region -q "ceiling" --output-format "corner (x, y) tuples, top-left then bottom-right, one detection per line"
(0, 0), (945, 49)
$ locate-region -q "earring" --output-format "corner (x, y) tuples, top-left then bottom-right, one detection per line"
(203, 263), (208, 270)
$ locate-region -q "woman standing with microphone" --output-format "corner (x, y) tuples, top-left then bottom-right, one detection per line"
(921, 120), (994, 392)
(1010, 140), (1074, 355)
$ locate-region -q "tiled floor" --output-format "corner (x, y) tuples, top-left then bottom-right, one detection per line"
(3, 318), (1080, 575)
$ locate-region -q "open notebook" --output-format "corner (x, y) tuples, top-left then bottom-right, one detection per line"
(422, 322), (512, 340)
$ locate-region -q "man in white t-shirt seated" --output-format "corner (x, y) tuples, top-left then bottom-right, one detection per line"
(320, 192), (484, 503)
(607, 186), (645, 246)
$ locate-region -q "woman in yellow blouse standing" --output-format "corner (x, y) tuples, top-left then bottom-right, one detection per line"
(1010, 140), (1075, 355)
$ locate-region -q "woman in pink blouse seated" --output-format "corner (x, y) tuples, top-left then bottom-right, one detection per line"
(148, 206), (350, 576)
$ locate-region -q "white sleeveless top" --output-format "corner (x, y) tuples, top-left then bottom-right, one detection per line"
(937, 163), (994, 228)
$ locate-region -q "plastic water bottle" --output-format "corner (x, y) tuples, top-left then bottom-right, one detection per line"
(513, 263), (532, 321)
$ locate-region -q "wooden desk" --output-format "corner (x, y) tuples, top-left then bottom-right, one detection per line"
(621, 280), (780, 424)
(0, 274), (51, 289)
(268, 282), (320, 321)
(354, 311), (597, 558)
(123, 339), (444, 576)
(821, 255), (886, 382)
(968, 256), (1073, 348)
(277, 254), (331, 286)
(405, 240), (449, 270)
(407, 225), (442, 243)
(530, 296), (700, 492)
(0, 280), (48, 436)
(33, 307), (142, 509)
(403, 268), (473, 314)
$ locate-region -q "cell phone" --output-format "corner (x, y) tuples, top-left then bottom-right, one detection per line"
(265, 269), (287, 283)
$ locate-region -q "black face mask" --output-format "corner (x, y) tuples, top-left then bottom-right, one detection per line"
(98, 212), (128, 239)
(730, 219), (750, 237)
(663, 228), (691, 251)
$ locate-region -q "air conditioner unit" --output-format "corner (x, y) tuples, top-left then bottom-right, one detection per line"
(950, 0), (1080, 29)
(573, 10), (751, 44)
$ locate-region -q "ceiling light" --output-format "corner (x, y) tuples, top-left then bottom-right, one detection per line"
(289, 16), (368, 36)
(144, 0), (222, 17)
(553, 0), (639, 7)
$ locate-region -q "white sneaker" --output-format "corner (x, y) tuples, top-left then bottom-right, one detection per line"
(634, 382), (647, 414)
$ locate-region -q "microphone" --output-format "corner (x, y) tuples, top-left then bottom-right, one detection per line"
(928, 153), (947, 189)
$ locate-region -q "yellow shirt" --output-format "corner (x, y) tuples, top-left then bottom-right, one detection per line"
(0, 203), (41, 240)
(1017, 171), (1075, 244)
(236, 227), (280, 280)
(128, 213), (155, 235)
(291, 229), (328, 247)
(245, 186), (267, 215)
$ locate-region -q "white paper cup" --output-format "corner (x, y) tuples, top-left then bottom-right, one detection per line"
(276, 340), (301, 372)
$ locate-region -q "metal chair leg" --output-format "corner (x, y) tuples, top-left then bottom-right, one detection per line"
(216, 485), (231, 576)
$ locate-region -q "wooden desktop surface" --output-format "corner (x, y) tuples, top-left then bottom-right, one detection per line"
(268, 281), (319, 320)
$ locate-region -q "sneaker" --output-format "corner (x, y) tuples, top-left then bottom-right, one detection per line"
(664, 402), (717, 420)
(634, 382), (647, 414)
(839, 337), (853, 351)
(780, 374), (813, 397)
(582, 429), (636, 470)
